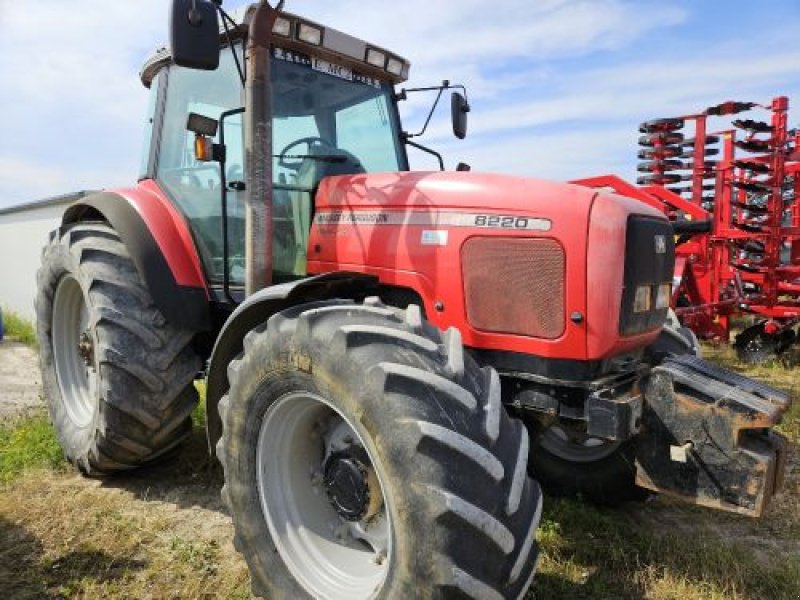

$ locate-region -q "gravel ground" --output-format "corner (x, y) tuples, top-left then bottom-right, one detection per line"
(0, 341), (43, 419)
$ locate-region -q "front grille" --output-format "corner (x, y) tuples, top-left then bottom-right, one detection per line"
(462, 237), (565, 339)
(620, 215), (675, 336)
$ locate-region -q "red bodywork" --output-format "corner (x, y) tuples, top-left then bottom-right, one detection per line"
(111, 179), (208, 292)
(307, 171), (667, 362)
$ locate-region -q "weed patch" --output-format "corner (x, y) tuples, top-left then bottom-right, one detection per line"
(1, 309), (37, 348)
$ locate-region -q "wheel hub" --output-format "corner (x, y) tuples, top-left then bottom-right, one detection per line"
(324, 451), (372, 521)
(78, 330), (94, 366)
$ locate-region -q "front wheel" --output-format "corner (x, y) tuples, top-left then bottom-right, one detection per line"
(528, 417), (644, 505)
(217, 299), (543, 599)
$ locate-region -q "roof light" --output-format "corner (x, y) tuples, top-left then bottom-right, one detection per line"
(273, 17), (292, 37)
(386, 57), (404, 76)
(298, 23), (323, 46)
(366, 48), (386, 68)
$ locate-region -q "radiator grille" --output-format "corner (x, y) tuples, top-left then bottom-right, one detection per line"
(462, 237), (566, 339)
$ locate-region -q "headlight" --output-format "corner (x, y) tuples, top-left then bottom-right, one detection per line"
(633, 285), (652, 313)
(655, 283), (672, 309)
(386, 57), (404, 76)
(298, 23), (323, 46)
(366, 48), (387, 68)
(273, 17), (292, 37)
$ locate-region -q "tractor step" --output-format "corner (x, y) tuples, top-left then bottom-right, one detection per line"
(635, 354), (790, 517)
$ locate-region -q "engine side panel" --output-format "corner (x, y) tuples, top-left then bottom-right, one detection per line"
(308, 171), (595, 360)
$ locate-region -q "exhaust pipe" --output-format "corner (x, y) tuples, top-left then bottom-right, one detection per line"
(244, 1), (280, 295)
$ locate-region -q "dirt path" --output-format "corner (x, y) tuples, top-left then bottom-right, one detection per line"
(0, 341), (43, 419)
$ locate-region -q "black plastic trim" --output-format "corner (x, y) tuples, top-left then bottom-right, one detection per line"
(62, 192), (211, 332)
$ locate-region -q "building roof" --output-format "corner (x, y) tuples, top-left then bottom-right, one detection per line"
(0, 191), (94, 217)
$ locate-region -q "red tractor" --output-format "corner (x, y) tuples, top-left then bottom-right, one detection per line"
(35, 2), (790, 598)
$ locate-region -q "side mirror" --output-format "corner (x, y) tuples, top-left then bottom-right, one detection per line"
(170, 0), (221, 71)
(451, 92), (470, 140)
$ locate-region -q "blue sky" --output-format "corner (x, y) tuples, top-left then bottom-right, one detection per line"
(1, 0), (799, 208)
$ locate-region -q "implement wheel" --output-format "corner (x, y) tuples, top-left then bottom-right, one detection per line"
(217, 299), (542, 599)
(36, 223), (200, 474)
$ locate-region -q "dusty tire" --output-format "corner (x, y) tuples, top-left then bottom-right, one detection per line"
(36, 223), (201, 474)
(218, 299), (542, 599)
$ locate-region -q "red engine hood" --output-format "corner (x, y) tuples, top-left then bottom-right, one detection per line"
(315, 171), (599, 215)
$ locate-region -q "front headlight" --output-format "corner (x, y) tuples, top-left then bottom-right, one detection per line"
(655, 283), (672, 310)
(633, 285), (652, 313)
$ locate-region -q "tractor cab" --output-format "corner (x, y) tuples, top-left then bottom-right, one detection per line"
(140, 11), (410, 286)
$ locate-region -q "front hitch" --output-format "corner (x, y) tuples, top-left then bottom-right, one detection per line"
(635, 354), (790, 517)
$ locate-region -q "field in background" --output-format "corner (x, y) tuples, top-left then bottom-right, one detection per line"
(0, 341), (797, 599)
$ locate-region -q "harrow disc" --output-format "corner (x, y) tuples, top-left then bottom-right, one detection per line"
(637, 159), (684, 173)
(732, 119), (773, 133)
(681, 135), (721, 147)
(638, 146), (683, 160)
(639, 117), (685, 134)
(637, 173), (681, 185)
(639, 132), (685, 147)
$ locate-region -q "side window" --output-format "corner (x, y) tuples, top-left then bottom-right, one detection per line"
(138, 71), (161, 180)
(157, 49), (244, 283)
(336, 94), (396, 172)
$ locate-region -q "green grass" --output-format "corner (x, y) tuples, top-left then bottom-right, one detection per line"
(0, 416), (65, 484)
(2, 309), (37, 348)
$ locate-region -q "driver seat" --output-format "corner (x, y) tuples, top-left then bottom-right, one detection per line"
(287, 143), (365, 275)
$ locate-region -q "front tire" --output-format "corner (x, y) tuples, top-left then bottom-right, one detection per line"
(36, 223), (201, 474)
(218, 299), (542, 599)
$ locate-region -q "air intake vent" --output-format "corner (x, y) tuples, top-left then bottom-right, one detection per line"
(462, 237), (566, 339)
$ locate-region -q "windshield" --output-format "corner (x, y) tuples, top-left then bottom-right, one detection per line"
(153, 44), (406, 285)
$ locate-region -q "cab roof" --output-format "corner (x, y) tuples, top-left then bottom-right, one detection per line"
(140, 5), (411, 88)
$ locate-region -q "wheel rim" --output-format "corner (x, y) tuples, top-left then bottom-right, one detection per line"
(52, 275), (97, 428)
(257, 392), (392, 599)
(539, 421), (621, 463)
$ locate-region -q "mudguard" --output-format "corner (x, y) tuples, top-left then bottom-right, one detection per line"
(204, 272), (378, 454)
(62, 181), (210, 331)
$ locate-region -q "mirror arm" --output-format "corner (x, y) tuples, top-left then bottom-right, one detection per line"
(404, 84), (448, 139)
(216, 5), (246, 85)
(396, 81), (471, 139)
(403, 135), (445, 171)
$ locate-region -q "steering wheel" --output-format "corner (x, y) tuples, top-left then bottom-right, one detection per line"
(278, 136), (338, 170)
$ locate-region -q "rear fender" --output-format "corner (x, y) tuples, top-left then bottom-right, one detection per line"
(62, 181), (210, 331)
(205, 272), (379, 455)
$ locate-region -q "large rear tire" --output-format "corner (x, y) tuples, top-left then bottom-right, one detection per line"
(217, 299), (542, 599)
(36, 223), (201, 474)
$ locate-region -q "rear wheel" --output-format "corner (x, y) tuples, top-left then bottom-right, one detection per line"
(217, 299), (542, 599)
(36, 223), (201, 474)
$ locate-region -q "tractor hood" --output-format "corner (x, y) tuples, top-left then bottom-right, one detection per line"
(315, 171), (600, 217)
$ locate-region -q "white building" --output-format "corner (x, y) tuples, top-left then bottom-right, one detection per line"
(0, 192), (90, 322)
